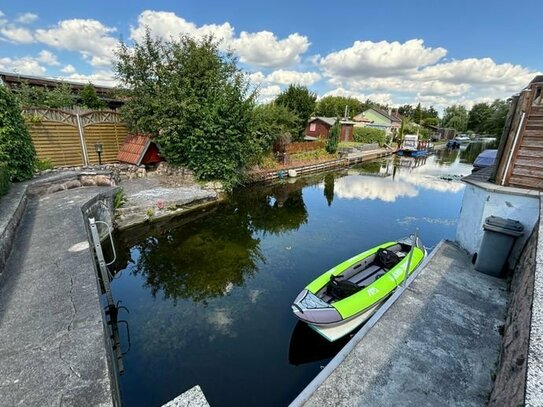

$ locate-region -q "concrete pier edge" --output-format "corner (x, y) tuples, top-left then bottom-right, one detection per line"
(289, 239), (446, 407)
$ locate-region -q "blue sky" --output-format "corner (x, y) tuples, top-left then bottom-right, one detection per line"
(1, 0), (541, 109)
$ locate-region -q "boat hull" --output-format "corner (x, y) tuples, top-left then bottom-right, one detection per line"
(291, 239), (425, 341)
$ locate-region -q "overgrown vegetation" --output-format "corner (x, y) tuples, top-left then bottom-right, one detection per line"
(275, 84), (317, 141)
(0, 162), (10, 197)
(252, 103), (298, 158)
(353, 127), (386, 146)
(113, 188), (126, 209)
(325, 120), (340, 153)
(80, 83), (107, 109)
(36, 159), (54, 171)
(116, 32), (256, 187)
(315, 96), (367, 118)
(16, 82), (75, 108)
(290, 148), (333, 162)
(0, 86), (36, 181)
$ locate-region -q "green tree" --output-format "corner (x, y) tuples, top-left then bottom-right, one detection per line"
(0, 86), (36, 180)
(251, 103), (298, 155)
(314, 96), (366, 118)
(17, 82), (74, 108)
(80, 83), (106, 109)
(116, 32), (256, 186)
(467, 103), (492, 133)
(482, 99), (510, 137)
(325, 120), (340, 153)
(275, 84), (317, 141)
(443, 105), (468, 132)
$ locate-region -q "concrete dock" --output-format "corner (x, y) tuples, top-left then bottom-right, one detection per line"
(292, 241), (508, 406)
(0, 187), (116, 406)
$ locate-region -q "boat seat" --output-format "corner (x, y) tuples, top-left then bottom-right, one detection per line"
(348, 265), (382, 286)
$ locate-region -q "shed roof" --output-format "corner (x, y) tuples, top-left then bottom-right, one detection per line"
(309, 117), (336, 126)
(117, 134), (155, 165)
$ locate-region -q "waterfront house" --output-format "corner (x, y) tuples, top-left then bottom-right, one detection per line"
(353, 108), (402, 136)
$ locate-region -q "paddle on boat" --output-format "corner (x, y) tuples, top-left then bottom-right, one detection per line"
(291, 236), (426, 342)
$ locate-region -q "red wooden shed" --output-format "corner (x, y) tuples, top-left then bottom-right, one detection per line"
(117, 134), (162, 165)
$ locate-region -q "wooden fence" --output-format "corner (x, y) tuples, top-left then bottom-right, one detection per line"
(24, 108), (128, 167)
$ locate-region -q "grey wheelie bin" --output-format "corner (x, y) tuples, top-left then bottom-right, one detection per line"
(474, 216), (524, 277)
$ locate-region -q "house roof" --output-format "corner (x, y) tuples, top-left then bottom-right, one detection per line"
(117, 134), (154, 165)
(309, 117), (336, 126)
(364, 107), (402, 123)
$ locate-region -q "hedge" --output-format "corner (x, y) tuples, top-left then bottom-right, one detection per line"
(0, 86), (36, 181)
(0, 163), (10, 197)
(353, 127), (386, 146)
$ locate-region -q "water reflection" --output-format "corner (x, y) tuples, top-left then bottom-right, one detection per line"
(324, 173), (335, 206)
(112, 152), (473, 407)
(111, 180), (320, 304)
(324, 151), (469, 203)
(130, 209), (263, 304)
(235, 181), (309, 235)
(288, 322), (355, 366)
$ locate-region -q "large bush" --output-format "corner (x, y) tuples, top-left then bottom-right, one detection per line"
(116, 32), (256, 186)
(353, 127), (386, 146)
(0, 162), (9, 197)
(0, 86), (36, 181)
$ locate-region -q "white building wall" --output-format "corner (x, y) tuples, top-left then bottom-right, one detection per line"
(456, 183), (540, 267)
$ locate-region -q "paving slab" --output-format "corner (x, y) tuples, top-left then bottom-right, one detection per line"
(0, 187), (115, 406)
(299, 241), (508, 407)
(116, 177), (218, 229)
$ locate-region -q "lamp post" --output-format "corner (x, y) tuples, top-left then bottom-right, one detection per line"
(94, 142), (103, 166)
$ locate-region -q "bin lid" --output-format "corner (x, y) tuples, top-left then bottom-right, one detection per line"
(483, 216), (524, 236)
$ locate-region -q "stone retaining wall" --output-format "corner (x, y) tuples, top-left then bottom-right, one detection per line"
(489, 226), (537, 406)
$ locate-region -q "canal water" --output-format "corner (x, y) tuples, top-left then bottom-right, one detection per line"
(108, 147), (481, 406)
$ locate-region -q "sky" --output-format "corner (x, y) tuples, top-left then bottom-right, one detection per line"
(0, 0), (541, 110)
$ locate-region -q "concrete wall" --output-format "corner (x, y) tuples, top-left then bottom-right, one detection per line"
(489, 227), (537, 406)
(456, 183), (540, 268)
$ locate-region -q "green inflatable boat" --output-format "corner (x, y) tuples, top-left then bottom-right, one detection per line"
(291, 237), (426, 341)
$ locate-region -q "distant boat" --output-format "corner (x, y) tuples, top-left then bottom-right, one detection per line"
(396, 134), (428, 157)
(454, 134), (470, 143)
(291, 236), (426, 341)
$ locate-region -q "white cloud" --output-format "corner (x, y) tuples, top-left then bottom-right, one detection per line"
(16, 13), (38, 24)
(319, 38), (540, 109)
(320, 39), (447, 78)
(130, 10), (309, 69)
(35, 19), (119, 67)
(414, 58), (535, 90)
(322, 87), (394, 106)
(265, 69), (320, 86)
(61, 64), (76, 74)
(130, 10), (234, 44)
(233, 31), (309, 68)
(59, 70), (118, 87)
(249, 69), (320, 87)
(257, 85), (282, 103)
(36, 50), (60, 66)
(0, 56), (45, 75)
(0, 26), (34, 43)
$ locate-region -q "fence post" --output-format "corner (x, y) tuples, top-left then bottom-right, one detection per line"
(76, 114), (89, 165)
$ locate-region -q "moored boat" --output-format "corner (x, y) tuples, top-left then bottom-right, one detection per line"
(291, 237), (426, 341)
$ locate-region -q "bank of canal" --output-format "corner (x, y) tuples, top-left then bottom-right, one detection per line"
(108, 148), (476, 406)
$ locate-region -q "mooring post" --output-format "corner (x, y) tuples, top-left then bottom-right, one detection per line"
(403, 228), (418, 287)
